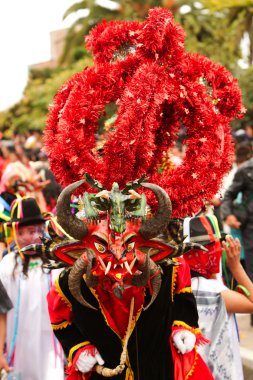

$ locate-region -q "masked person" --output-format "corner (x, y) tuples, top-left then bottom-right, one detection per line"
(0, 197), (64, 380)
(45, 179), (213, 380)
(184, 215), (253, 380)
(41, 7), (244, 380)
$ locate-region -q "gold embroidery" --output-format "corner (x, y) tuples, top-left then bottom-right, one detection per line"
(176, 286), (192, 295)
(171, 258), (178, 302)
(55, 275), (72, 310)
(51, 320), (71, 330)
(186, 348), (199, 379)
(173, 320), (201, 335)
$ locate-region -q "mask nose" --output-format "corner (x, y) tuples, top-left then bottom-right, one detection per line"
(110, 243), (123, 260)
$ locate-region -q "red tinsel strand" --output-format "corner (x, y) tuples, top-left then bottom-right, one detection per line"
(86, 19), (141, 65)
(137, 7), (185, 65)
(44, 7), (244, 216)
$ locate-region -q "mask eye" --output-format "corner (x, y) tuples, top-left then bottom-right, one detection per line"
(127, 242), (135, 252)
(94, 242), (106, 253)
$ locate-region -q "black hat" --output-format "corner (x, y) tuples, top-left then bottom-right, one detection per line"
(183, 215), (221, 246)
(9, 197), (45, 227)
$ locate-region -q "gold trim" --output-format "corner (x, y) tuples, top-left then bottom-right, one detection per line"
(176, 286), (192, 295)
(186, 348), (199, 379)
(89, 284), (121, 339)
(68, 341), (90, 365)
(171, 258), (178, 302)
(173, 320), (201, 335)
(90, 283), (143, 377)
(55, 275), (72, 310)
(52, 320), (72, 330)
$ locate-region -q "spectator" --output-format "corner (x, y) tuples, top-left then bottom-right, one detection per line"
(0, 279), (13, 372)
(245, 123), (253, 145)
(184, 215), (253, 379)
(220, 143), (253, 325)
(0, 197), (64, 379)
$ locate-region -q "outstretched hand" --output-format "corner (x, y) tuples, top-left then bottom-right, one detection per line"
(0, 354), (11, 373)
(222, 235), (241, 274)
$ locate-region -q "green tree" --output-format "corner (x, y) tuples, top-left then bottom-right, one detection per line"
(60, 0), (177, 65)
(60, 0), (122, 65)
(1, 0), (252, 134)
(0, 59), (91, 136)
(201, 0), (253, 65)
(237, 66), (253, 124)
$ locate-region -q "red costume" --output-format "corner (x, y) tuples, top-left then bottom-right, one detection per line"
(39, 7), (244, 380)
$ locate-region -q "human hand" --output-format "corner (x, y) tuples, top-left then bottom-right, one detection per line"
(225, 215), (241, 229)
(0, 354), (11, 372)
(222, 235), (241, 274)
(210, 197), (221, 207)
(172, 330), (196, 354)
(76, 347), (104, 373)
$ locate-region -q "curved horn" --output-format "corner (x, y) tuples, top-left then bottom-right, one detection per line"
(131, 254), (161, 310)
(68, 252), (97, 310)
(139, 183), (172, 240)
(56, 180), (88, 240)
(85, 251), (99, 288)
(131, 255), (150, 287)
(143, 261), (161, 311)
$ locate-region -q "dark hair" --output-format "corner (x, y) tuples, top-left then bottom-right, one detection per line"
(235, 142), (253, 164)
(13, 250), (49, 278)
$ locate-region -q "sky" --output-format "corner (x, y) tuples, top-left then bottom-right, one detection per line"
(0, 1), (248, 112)
(0, 0), (81, 111)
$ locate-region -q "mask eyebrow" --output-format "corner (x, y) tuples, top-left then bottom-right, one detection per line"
(124, 233), (136, 244)
(91, 232), (108, 244)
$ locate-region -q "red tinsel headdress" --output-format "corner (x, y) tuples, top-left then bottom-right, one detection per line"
(44, 7), (245, 218)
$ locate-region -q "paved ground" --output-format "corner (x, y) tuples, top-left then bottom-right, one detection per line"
(236, 313), (253, 379)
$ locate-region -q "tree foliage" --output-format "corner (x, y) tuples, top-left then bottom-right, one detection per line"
(1, 0), (253, 135)
(0, 59), (91, 136)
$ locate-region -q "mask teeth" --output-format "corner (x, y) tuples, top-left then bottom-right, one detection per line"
(124, 261), (132, 274)
(105, 260), (112, 275)
(98, 256), (107, 270)
(130, 257), (137, 270)
(113, 263), (124, 269)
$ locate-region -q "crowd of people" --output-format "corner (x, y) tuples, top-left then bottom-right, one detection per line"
(0, 126), (251, 380)
(1, 6), (253, 379)
(0, 132), (64, 379)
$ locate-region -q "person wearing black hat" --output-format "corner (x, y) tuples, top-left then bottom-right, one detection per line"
(0, 197), (64, 380)
(0, 196), (45, 261)
(183, 215), (253, 380)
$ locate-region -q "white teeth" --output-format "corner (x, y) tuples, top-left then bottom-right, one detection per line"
(105, 261), (112, 275)
(124, 261), (132, 274)
(130, 257), (137, 270)
(98, 256), (107, 270)
(111, 261), (136, 272)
